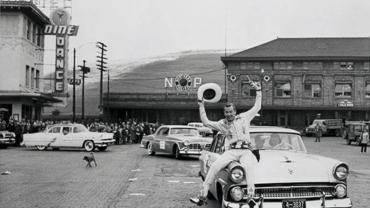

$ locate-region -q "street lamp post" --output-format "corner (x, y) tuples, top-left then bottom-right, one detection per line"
(78, 60), (90, 120)
(72, 48), (76, 123)
(260, 68), (265, 125)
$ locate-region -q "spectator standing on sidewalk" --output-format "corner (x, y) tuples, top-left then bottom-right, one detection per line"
(360, 128), (369, 153)
(314, 123), (322, 142)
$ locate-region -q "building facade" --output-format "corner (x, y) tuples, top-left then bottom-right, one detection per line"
(0, 1), (59, 122)
(222, 37), (370, 129)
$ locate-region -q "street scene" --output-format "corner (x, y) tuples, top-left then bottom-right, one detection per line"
(1, 137), (370, 208)
(2, 0), (370, 207)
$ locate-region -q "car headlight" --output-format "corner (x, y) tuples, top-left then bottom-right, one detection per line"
(11, 133), (16, 137)
(334, 184), (347, 198)
(184, 140), (190, 146)
(230, 186), (243, 202)
(333, 164), (349, 181)
(229, 167), (244, 183)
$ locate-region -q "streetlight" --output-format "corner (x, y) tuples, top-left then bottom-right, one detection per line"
(78, 60), (90, 120)
(260, 68), (265, 125)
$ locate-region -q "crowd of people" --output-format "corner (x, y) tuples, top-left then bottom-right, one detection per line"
(0, 118), (160, 146)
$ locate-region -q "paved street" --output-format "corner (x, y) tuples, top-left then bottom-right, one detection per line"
(0, 136), (369, 208)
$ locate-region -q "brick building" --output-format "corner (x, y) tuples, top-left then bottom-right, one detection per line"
(221, 37), (370, 129)
(102, 38), (370, 128)
(0, 1), (60, 122)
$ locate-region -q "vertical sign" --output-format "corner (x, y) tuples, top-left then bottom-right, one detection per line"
(55, 35), (66, 93)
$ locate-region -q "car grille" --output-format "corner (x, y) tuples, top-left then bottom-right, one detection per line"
(188, 143), (201, 150)
(242, 184), (335, 200)
(5, 133), (13, 138)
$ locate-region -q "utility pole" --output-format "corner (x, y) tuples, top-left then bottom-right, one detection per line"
(78, 60), (90, 120)
(96, 42), (107, 115)
(72, 48), (76, 123)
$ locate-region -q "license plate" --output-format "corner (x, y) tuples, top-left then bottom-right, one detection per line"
(282, 199), (306, 208)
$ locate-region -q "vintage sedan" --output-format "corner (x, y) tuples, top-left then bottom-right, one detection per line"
(0, 131), (16, 148)
(23, 123), (114, 152)
(199, 126), (352, 208)
(140, 125), (212, 159)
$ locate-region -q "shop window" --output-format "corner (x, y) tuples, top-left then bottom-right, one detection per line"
(364, 62), (370, 70)
(275, 81), (291, 97)
(304, 83), (321, 97)
(241, 82), (256, 97)
(366, 82), (370, 98)
(335, 83), (352, 97)
(25, 65), (30, 87)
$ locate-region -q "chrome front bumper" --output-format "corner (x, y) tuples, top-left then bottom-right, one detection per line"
(0, 138), (15, 145)
(179, 147), (202, 155)
(223, 197), (352, 208)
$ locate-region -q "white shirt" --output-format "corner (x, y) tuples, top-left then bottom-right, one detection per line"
(199, 91), (261, 149)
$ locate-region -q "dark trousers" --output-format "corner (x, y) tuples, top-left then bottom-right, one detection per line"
(315, 135), (321, 142)
(360, 144), (367, 152)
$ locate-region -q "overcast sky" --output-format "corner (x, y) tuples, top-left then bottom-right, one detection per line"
(43, 0), (370, 73)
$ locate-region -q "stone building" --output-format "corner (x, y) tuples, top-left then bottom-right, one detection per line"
(0, 1), (59, 122)
(221, 37), (370, 129)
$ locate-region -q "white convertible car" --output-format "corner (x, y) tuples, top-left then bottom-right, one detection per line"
(23, 123), (114, 152)
(199, 126), (352, 208)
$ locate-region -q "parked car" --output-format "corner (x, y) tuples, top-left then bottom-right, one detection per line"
(0, 131), (16, 148)
(199, 126), (352, 208)
(140, 125), (212, 159)
(305, 119), (343, 136)
(23, 123), (114, 152)
(342, 121), (370, 145)
(187, 122), (213, 137)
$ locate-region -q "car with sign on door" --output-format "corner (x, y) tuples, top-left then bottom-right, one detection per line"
(199, 126), (352, 208)
(23, 123), (114, 151)
(140, 125), (212, 159)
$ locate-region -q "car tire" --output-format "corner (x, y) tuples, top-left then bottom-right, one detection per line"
(174, 145), (182, 160)
(147, 142), (155, 155)
(83, 140), (95, 152)
(36, 145), (47, 151)
(97, 146), (107, 151)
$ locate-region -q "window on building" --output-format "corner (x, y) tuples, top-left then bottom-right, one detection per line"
(26, 20), (31, 40)
(35, 70), (40, 89)
(241, 81), (256, 97)
(366, 82), (370, 98)
(240, 62), (247, 70)
(304, 83), (321, 97)
(339, 62), (354, 70)
(275, 81), (291, 97)
(364, 62), (369, 70)
(31, 68), (35, 89)
(335, 83), (352, 97)
(32, 24), (37, 43)
(25, 65), (30, 87)
(36, 27), (41, 46)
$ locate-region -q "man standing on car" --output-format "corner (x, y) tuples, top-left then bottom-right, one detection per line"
(190, 81), (261, 206)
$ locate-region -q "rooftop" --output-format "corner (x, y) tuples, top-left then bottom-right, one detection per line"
(222, 37), (370, 61)
(0, 0), (50, 25)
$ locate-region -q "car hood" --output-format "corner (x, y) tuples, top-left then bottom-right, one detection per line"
(253, 150), (340, 184)
(171, 134), (212, 143)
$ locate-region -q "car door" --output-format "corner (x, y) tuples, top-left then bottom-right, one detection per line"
(60, 126), (75, 147)
(48, 126), (62, 147)
(157, 127), (170, 153)
(152, 127), (168, 153)
(70, 125), (87, 147)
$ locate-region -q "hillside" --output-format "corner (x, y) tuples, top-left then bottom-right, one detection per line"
(44, 51), (226, 116)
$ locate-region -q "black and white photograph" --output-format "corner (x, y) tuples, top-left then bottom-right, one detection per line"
(0, 0), (370, 207)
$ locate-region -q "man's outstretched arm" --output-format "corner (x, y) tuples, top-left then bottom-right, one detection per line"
(240, 82), (262, 119)
(199, 100), (222, 131)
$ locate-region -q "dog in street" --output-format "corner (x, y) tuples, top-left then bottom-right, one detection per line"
(83, 152), (97, 168)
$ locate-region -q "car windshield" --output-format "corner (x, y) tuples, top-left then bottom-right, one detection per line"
(170, 128), (199, 136)
(251, 133), (306, 152)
